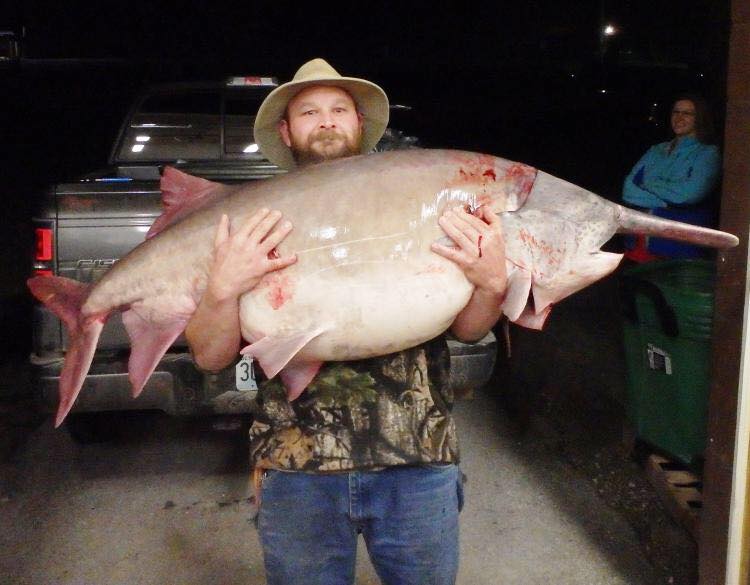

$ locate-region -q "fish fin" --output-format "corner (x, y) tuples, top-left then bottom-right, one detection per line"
(513, 306), (552, 330)
(279, 361), (324, 401)
(56, 318), (106, 427)
(531, 251), (624, 314)
(489, 163), (537, 214)
(27, 276), (108, 427)
(147, 167), (229, 239)
(500, 269), (532, 322)
(121, 309), (188, 398)
(27, 276), (90, 332)
(240, 326), (329, 382)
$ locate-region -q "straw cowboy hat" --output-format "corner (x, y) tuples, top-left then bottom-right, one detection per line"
(254, 58), (390, 170)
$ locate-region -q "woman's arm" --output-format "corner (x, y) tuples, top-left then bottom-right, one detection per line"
(642, 146), (721, 206)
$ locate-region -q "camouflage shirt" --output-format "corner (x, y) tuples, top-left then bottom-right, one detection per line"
(249, 335), (458, 472)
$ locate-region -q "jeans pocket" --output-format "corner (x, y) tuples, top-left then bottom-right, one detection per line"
(261, 469), (278, 488)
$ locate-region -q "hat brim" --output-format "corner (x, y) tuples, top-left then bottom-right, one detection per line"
(254, 76), (389, 170)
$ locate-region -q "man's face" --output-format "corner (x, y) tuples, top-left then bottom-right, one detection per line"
(279, 86), (364, 166)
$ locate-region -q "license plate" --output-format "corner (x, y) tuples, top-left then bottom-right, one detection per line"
(235, 355), (258, 392)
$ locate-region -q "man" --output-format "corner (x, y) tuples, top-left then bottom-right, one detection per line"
(185, 58), (507, 585)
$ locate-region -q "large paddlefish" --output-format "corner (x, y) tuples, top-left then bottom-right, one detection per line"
(28, 149), (738, 426)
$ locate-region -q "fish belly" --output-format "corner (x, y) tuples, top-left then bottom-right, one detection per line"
(239, 256), (473, 361)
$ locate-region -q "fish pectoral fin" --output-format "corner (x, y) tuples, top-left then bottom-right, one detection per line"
(240, 325), (329, 383)
(504, 270), (552, 329)
(513, 306), (552, 330)
(501, 268), (532, 322)
(280, 361), (324, 401)
(122, 309), (188, 398)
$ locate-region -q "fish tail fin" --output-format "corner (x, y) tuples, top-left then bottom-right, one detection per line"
(27, 275), (90, 333)
(27, 276), (108, 427)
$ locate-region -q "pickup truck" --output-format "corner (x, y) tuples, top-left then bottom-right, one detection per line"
(30, 76), (497, 439)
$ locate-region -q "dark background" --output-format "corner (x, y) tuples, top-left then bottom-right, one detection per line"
(0, 0), (730, 355)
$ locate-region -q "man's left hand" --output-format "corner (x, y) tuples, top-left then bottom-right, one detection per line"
(430, 205), (507, 298)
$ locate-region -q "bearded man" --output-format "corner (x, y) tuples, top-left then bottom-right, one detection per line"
(185, 58), (507, 585)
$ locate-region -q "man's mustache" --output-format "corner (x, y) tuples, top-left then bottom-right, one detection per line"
(310, 128), (346, 143)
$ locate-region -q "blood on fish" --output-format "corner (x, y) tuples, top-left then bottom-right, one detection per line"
(261, 274), (294, 310)
(268, 285), (290, 310)
(451, 154), (498, 187)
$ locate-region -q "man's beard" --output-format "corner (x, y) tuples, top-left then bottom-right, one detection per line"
(290, 128), (362, 166)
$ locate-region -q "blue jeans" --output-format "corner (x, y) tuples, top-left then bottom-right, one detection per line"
(257, 464), (463, 585)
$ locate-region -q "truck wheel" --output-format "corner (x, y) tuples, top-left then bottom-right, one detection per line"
(65, 412), (121, 444)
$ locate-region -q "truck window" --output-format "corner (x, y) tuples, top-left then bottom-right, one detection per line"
(117, 92), (221, 162)
(223, 95), (268, 160)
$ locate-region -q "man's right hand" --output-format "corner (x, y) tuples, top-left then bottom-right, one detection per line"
(207, 208), (297, 302)
(186, 208), (297, 372)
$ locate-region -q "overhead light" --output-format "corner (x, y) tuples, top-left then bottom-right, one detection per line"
(135, 135), (151, 142)
(131, 144), (145, 153)
(603, 24), (617, 36)
(243, 143), (260, 153)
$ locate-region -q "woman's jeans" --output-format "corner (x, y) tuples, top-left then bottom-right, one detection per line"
(257, 464), (464, 585)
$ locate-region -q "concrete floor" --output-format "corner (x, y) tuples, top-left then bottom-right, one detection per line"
(0, 384), (660, 585)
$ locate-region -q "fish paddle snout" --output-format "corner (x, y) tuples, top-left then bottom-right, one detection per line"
(615, 205), (739, 249)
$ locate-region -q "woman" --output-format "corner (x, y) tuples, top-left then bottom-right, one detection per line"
(622, 94), (721, 260)
(623, 94), (721, 209)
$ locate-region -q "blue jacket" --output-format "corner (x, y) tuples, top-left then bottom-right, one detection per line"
(622, 136), (721, 209)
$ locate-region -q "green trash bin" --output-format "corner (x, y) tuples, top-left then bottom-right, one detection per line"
(620, 259), (716, 467)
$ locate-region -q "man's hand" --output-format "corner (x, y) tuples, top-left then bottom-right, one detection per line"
(431, 205), (507, 342)
(431, 205), (507, 297)
(207, 208), (297, 301)
(186, 208), (296, 371)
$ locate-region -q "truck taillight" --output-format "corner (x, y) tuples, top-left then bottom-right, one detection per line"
(35, 228), (53, 261)
(33, 222), (55, 277)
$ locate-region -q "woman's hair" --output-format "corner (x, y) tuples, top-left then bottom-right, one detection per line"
(673, 93), (715, 144)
